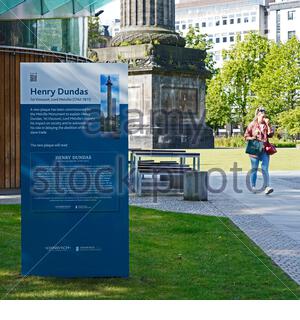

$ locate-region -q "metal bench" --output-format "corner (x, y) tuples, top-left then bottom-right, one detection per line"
(129, 149), (200, 195)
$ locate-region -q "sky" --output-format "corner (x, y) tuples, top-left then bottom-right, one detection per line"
(98, 0), (120, 25)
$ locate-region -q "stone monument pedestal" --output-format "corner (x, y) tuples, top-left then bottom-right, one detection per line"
(94, 43), (214, 149)
(93, 0), (214, 149)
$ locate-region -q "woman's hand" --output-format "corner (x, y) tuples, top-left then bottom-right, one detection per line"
(265, 118), (273, 136)
(265, 118), (272, 130)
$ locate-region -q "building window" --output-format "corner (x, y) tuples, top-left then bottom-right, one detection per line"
(230, 36), (234, 42)
(230, 18), (234, 24)
(188, 23), (193, 28)
(223, 19), (227, 25)
(223, 37), (227, 43)
(216, 20), (220, 26)
(202, 22), (206, 28)
(237, 17), (241, 24)
(176, 25), (179, 31)
(244, 17), (249, 23)
(195, 22), (199, 28)
(216, 37), (220, 43)
(276, 10), (281, 43)
(288, 31), (296, 39)
(182, 24), (186, 30)
(288, 11), (295, 20)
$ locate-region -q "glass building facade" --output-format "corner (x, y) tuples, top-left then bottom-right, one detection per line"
(0, 0), (111, 56)
(0, 17), (87, 56)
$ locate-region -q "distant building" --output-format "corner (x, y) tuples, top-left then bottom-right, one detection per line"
(109, 18), (121, 37)
(268, 0), (300, 42)
(175, 0), (273, 68)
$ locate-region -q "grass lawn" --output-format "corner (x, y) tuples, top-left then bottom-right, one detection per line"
(196, 148), (300, 172)
(0, 205), (299, 299)
(139, 148), (300, 172)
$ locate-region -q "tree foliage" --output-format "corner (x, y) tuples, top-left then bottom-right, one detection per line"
(185, 27), (216, 74)
(205, 32), (300, 136)
(277, 107), (300, 137)
(251, 37), (300, 123)
(206, 75), (231, 131)
(219, 32), (271, 129)
(88, 17), (105, 49)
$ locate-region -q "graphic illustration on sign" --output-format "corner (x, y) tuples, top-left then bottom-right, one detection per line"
(21, 63), (128, 277)
(100, 74), (120, 135)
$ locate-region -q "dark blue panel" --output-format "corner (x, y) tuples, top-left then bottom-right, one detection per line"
(21, 65), (128, 278)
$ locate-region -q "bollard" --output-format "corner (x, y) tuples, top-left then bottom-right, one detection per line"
(184, 171), (208, 201)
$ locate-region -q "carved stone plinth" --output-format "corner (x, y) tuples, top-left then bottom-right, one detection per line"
(94, 44), (214, 149)
(93, 0), (214, 149)
(111, 28), (185, 47)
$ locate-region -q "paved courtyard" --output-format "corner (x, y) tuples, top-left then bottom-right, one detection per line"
(1, 171), (300, 285)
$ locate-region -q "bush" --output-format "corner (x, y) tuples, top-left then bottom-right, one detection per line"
(214, 136), (245, 148)
(269, 137), (296, 148)
(270, 140), (296, 148)
(215, 136), (296, 148)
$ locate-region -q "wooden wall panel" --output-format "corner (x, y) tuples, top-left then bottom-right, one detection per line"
(4, 52), (10, 188)
(0, 46), (90, 189)
(0, 52), (4, 188)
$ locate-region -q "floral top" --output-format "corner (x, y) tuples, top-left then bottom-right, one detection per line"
(244, 120), (274, 143)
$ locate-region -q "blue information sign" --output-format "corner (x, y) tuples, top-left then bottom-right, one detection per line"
(21, 63), (129, 277)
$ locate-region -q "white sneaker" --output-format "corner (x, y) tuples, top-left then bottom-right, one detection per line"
(265, 187), (274, 195)
(251, 187), (258, 194)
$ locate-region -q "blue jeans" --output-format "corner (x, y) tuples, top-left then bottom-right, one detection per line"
(250, 151), (270, 188)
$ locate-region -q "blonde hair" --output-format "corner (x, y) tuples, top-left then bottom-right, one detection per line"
(254, 107), (266, 121)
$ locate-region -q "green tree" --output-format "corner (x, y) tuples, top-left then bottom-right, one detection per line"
(88, 17), (105, 49)
(185, 27), (216, 74)
(219, 32), (271, 130)
(251, 37), (300, 123)
(277, 107), (300, 138)
(206, 75), (231, 132)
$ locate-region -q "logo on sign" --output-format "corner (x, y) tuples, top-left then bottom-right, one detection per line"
(29, 72), (38, 82)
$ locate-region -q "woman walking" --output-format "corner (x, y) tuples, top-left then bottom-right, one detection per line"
(244, 107), (274, 195)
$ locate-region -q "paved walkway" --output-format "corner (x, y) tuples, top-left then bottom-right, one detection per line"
(1, 172), (300, 285)
(130, 171), (300, 285)
(0, 189), (20, 205)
